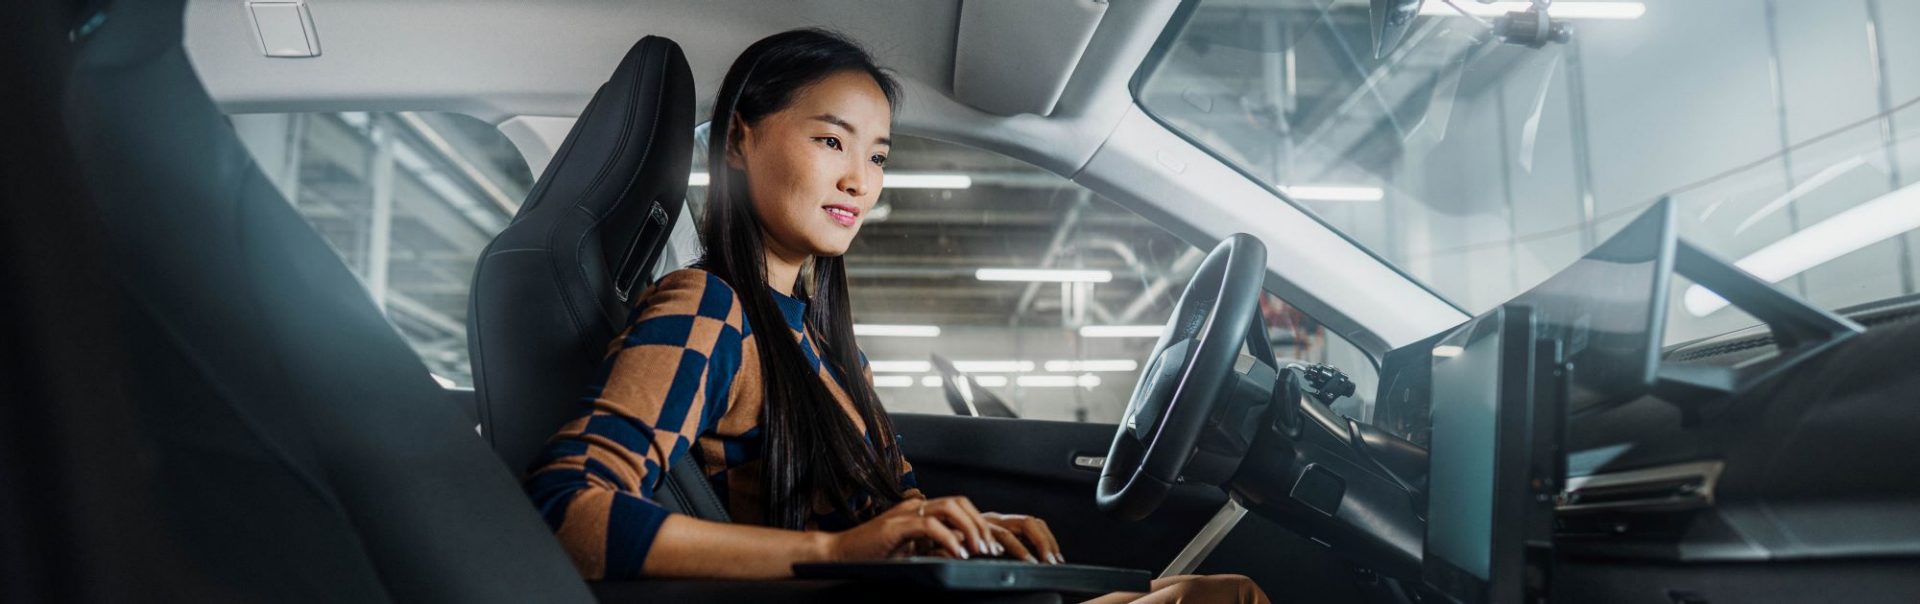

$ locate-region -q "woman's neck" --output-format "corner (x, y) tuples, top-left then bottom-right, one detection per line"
(761, 234), (808, 297)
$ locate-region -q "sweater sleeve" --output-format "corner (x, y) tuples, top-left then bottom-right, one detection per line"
(523, 270), (745, 579)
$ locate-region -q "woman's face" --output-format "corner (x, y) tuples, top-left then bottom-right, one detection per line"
(730, 70), (892, 260)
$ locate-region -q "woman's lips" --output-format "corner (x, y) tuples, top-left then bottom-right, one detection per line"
(823, 205), (859, 227)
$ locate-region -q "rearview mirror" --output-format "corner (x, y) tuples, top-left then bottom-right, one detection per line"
(1370, 0), (1424, 58)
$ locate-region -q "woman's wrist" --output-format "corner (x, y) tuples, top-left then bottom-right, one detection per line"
(803, 529), (839, 564)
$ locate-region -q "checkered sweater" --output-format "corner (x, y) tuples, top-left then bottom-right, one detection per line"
(524, 268), (920, 579)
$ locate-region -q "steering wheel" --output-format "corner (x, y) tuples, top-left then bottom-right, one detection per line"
(1097, 233), (1268, 521)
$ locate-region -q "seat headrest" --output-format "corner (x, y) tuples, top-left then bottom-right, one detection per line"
(469, 36), (696, 474)
(515, 35), (697, 309)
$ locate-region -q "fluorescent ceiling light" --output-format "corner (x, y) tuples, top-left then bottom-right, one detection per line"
(1419, 2), (1646, 20)
(1078, 325), (1165, 338)
(429, 373), (457, 388)
(1017, 375), (1103, 388)
(1685, 181), (1920, 317)
(853, 324), (941, 337)
(975, 268), (1113, 283)
(1017, 375), (1077, 388)
(1431, 345), (1465, 358)
(869, 360), (933, 373)
(972, 375), (1009, 387)
(1279, 185), (1385, 202)
(920, 376), (943, 388)
(687, 172), (970, 190)
(872, 375), (916, 388)
(952, 360), (1036, 373)
(884, 173), (973, 189)
(1043, 359), (1140, 373)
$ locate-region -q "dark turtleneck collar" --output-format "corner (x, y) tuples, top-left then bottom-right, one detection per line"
(769, 287), (808, 332)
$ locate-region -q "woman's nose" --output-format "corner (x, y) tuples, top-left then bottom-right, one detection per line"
(839, 164), (871, 197)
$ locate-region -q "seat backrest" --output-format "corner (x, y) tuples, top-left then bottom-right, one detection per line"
(56, 1), (592, 600)
(468, 36), (696, 476)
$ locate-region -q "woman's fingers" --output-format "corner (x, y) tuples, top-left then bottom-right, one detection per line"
(1021, 516), (1063, 564)
(887, 496), (928, 518)
(835, 497), (999, 562)
(985, 513), (1064, 564)
(988, 524), (1037, 563)
(910, 515), (969, 559)
(924, 497), (993, 556)
(952, 497), (1002, 556)
(956, 497), (998, 556)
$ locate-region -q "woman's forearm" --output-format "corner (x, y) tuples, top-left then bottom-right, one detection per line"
(639, 514), (835, 579)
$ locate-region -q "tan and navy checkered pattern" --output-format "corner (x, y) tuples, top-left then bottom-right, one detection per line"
(525, 268), (918, 579)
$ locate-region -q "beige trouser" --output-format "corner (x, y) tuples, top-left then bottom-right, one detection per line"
(1079, 574), (1270, 604)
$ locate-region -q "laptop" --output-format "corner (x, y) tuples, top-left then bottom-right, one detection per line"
(793, 557), (1151, 595)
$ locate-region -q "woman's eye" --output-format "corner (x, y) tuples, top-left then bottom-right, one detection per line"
(816, 137), (842, 151)
(871, 154), (888, 167)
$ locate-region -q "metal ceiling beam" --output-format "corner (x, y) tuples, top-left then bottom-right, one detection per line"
(395, 111), (521, 215)
(1013, 192), (1091, 323)
(1118, 247), (1206, 323)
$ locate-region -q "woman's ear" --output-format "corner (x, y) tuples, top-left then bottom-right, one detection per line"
(725, 112), (752, 170)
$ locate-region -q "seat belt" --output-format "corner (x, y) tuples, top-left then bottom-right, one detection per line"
(654, 447), (732, 523)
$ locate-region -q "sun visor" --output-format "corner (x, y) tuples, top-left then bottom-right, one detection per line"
(952, 0), (1107, 117)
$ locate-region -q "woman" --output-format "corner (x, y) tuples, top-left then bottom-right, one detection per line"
(525, 28), (1268, 604)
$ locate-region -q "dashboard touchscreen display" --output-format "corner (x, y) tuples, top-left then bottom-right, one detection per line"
(1509, 200), (1674, 414)
(1426, 310), (1507, 581)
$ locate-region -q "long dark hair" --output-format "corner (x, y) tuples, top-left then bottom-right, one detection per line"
(696, 29), (906, 530)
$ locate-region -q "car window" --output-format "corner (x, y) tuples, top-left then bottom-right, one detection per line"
(721, 135), (1382, 424)
(230, 112), (531, 388)
(234, 114), (1383, 421)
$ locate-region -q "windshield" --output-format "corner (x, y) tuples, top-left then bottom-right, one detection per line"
(1138, 0), (1920, 344)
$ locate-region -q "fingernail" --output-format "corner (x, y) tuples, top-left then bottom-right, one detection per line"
(959, 549), (970, 560)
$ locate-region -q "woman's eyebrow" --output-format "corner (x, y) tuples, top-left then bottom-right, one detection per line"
(810, 113), (890, 146)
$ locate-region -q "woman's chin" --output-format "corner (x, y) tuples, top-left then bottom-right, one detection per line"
(804, 237), (855, 258)
(809, 245), (852, 258)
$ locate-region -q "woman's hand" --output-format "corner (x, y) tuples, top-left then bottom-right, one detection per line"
(982, 513), (1064, 564)
(823, 496), (1003, 562)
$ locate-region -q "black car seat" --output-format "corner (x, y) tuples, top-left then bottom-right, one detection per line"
(51, 0), (592, 600)
(466, 36), (731, 521)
